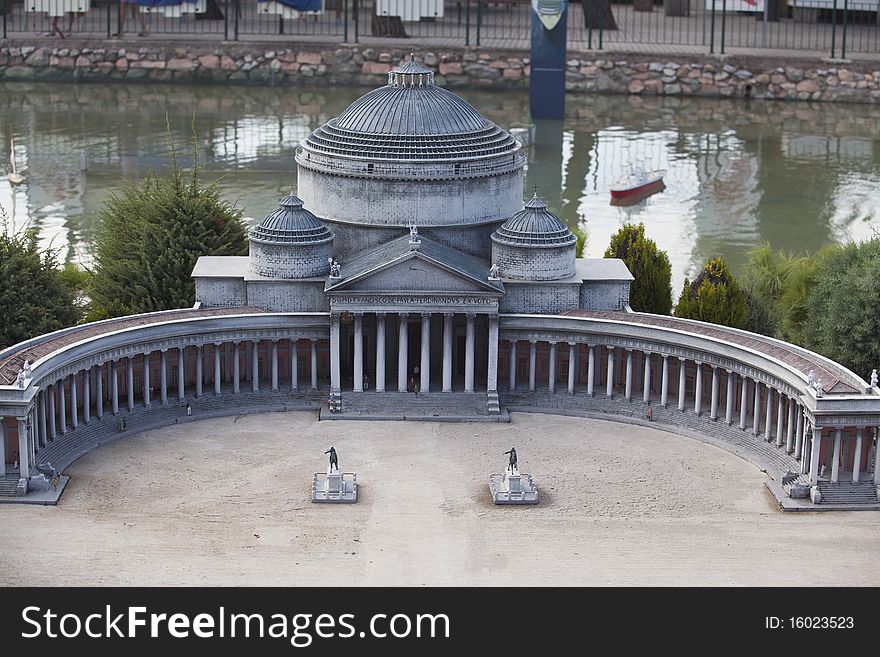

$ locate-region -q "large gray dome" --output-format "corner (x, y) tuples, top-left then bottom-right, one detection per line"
(294, 55), (526, 261)
(298, 56), (521, 163)
(249, 195), (334, 279)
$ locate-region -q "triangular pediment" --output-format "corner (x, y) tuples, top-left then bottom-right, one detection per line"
(325, 235), (503, 295)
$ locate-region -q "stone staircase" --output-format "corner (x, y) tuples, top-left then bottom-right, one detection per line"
(324, 391), (508, 422)
(0, 477), (21, 497)
(501, 388), (801, 479)
(817, 480), (879, 505)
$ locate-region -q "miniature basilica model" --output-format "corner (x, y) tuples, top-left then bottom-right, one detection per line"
(2, 58), (880, 510)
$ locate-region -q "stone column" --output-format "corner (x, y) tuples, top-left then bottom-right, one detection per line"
(142, 353), (151, 408)
(70, 372), (78, 429)
(775, 393), (785, 447)
(48, 384), (57, 438)
(420, 312), (430, 394)
(251, 340), (259, 393)
(677, 357), (686, 411)
(785, 399), (795, 452)
(177, 348), (185, 401)
(660, 354), (669, 407)
(801, 419), (812, 475)
(725, 371), (735, 425)
(568, 343), (576, 395)
(607, 348), (616, 398)
(111, 362), (119, 415)
(507, 338), (517, 393)
(331, 315), (341, 393)
(831, 430), (842, 483)
(624, 350), (633, 401)
(196, 346), (204, 398)
(874, 429), (880, 486)
(853, 429), (863, 483)
(376, 313), (386, 393)
(752, 380), (762, 437)
(397, 313), (408, 393)
(528, 340), (537, 392)
(83, 368), (91, 424)
(17, 418), (29, 478)
(310, 339), (318, 390)
(549, 342), (557, 394)
(764, 385), (773, 442)
(587, 346), (595, 397)
(59, 379), (67, 434)
(217, 343), (226, 394)
(693, 362), (703, 416)
(739, 377), (748, 430)
(160, 351), (168, 405)
(809, 428), (822, 486)
(233, 342), (241, 394)
(224, 343), (231, 383)
(465, 314), (475, 393)
(290, 339), (298, 391)
(794, 407), (804, 459)
(0, 419), (5, 476)
(270, 340), (279, 392)
(643, 352), (652, 403)
(709, 365), (721, 420)
(710, 366), (719, 420)
(38, 393), (47, 446)
(126, 357), (135, 411)
(487, 314), (499, 394)
(96, 365), (103, 420)
(245, 342), (252, 382)
(354, 313), (364, 392)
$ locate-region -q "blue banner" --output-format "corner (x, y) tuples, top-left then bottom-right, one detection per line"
(256, 0), (322, 9)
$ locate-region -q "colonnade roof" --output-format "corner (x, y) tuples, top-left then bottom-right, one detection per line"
(0, 307), (267, 386)
(562, 309), (865, 396)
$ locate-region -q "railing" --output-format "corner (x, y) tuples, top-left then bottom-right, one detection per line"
(2, 1), (879, 58)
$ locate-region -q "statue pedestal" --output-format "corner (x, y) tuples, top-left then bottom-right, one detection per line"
(489, 465), (539, 505)
(312, 466), (358, 503)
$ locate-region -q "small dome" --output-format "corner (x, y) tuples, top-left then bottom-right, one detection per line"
(249, 195), (333, 245)
(491, 195), (577, 247)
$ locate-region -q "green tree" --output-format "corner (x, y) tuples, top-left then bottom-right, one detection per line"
(674, 256), (749, 329)
(804, 238), (880, 378)
(573, 225), (588, 258)
(604, 223), (672, 314)
(0, 209), (80, 349)
(89, 143), (248, 318)
(743, 242), (824, 344)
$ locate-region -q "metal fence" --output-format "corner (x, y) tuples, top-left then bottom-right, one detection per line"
(2, 1), (878, 58)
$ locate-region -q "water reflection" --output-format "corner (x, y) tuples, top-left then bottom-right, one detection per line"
(1, 82), (878, 292)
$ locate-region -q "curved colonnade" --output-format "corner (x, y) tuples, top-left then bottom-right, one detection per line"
(1, 307), (879, 504)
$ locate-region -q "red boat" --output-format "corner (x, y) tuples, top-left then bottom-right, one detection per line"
(610, 168), (666, 200)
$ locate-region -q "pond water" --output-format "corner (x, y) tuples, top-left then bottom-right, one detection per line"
(1, 80), (879, 292)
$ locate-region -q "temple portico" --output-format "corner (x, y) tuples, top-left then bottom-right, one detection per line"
(328, 309), (498, 395)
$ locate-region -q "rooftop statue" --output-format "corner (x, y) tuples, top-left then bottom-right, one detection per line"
(489, 263), (501, 280)
(23, 360), (31, 379)
(871, 369), (878, 388)
(15, 369), (25, 389)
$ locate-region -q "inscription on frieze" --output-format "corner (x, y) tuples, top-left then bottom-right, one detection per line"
(332, 296), (496, 306)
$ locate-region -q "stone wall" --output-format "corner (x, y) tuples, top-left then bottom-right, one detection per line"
(2, 39), (880, 103)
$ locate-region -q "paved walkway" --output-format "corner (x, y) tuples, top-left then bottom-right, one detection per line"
(4, 1), (878, 60)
